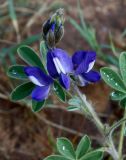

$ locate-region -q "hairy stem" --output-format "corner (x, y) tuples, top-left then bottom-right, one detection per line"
(74, 85), (119, 160)
(74, 85), (104, 133)
(107, 135), (119, 160)
(118, 108), (126, 160)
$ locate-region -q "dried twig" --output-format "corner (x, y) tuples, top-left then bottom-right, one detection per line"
(0, 39), (16, 44)
(24, 2), (48, 31)
(34, 112), (100, 141)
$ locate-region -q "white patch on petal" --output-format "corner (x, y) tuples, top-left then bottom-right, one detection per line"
(53, 57), (66, 74)
(86, 60), (95, 73)
(29, 76), (44, 86)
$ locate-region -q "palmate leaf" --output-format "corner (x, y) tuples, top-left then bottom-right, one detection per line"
(18, 45), (46, 73)
(68, 96), (82, 106)
(119, 52), (126, 82)
(53, 81), (66, 102)
(43, 135), (104, 160)
(100, 67), (126, 93)
(67, 96), (82, 111)
(76, 135), (91, 159)
(110, 91), (126, 101)
(80, 150), (103, 160)
(10, 82), (35, 101)
(7, 65), (27, 80)
(32, 99), (45, 112)
(119, 98), (126, 108)
(67, 106), (79, 111)
(44, 155), (69, 160)
(57, 137), (76, 160)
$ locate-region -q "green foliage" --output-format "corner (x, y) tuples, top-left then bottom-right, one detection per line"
(76, 135), (91, 159)
(57, 137), (76, 159)
(7, 44), (49, 106)
(10, 82), (35, 101)
(32, 100), (45, 112)
(110, 91), (126, 101)
(18, 45), (46, 73)
(80, 150), (103, 160)
(101, 52), (126, 108)
(119, 98), (126, 109)
(67, 106), (79, 111)
(44, 155), (69, 160)
(40, 41), (48, 67)
(124, 126), (126, 136)
(119, 52), (126, 82)
(67, 96), (82, 111)
(44, 135), (103, 160)
(8, 0), (19, 42)
(8, 0), (17, 20)
(7, 65), (27, 80)
(53, 81), (66, 102)
(100, 67), (126, 93)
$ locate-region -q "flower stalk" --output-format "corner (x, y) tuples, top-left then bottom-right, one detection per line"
(74, 85), (104, 133)
(74, 84), (120, 160)
(118, 108), (126, 160)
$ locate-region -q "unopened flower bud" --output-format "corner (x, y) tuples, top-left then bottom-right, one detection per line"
(55, 8), (64, 24)
(55, 25), (64, 43)
(42, 19), (51, 38)
(42, 8), (65, 47)
(46, 28), (55, 48)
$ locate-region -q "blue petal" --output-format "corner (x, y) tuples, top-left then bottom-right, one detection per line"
(72, 50), (87, 65)
(50, 22), (56, 31)
(72, 51), (96, 74)
(24, 67), (53, 86)
(47, 51), (59, 78)
(32, 86), (50, 101)
(53, 48), (73, 73)
(59, 73), (70, 90)
(81, 70), (101, 82)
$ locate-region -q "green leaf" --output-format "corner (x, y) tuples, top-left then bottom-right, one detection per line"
(10, 82), (35, 101)
(76, 135), (91, 159)
(100, 67), (126, 93)
(32, 100), (45, 112)
(18, 45), (46, 73)
(44, 155), (69, 160)
(57, 137), (76, 160)
(124, 126), (126, 136)
(80, 151), (103, 160)
(7, 65), (27, 79)
(40, 41), (48, 66)
(67, 106), (79, 111)
(119, 52), (126, 82)
(120, 98), (126, 108)
(53, 81), (66, 102)
(106, 55), (119, 67)
(110, 91), (126, 101)
(68, 96), (82, 106)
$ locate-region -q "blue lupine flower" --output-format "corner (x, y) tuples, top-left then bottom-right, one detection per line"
(47, 48), (73, 89)
(24, 67), (53, 101)
(72, 51), (101, 86)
